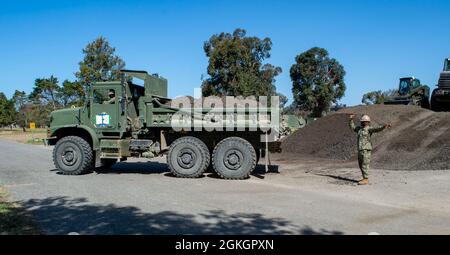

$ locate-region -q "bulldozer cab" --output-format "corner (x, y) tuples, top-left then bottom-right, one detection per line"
(398, 77), (420, 95)
(444, 58), (450, 72)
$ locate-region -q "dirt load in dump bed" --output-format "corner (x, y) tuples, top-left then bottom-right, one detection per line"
(281, 105), (450, 170)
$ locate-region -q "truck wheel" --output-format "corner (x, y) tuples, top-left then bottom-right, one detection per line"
(167, 136), (210, 178)
(430, 96), (439, 111)
(421, 97), (430, 109)
(53, 136), (93, 175)
(212, 137), (256, 180)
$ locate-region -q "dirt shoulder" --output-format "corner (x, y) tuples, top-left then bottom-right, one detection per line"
(0, 186), (40, 235)
(268, 154), (450, 215)
(0, 128), (47, 145)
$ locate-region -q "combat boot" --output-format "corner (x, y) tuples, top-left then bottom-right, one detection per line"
(358, 179), (369, 185)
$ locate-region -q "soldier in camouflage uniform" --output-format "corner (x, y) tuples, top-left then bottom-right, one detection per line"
(349, 114), (391, 185)
(103, 89), (116, 104)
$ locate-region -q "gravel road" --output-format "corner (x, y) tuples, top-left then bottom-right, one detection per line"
(1, 139), (449, 235)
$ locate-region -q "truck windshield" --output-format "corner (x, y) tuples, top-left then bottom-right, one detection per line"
(399, 79), (411, 95)
(93, 88), (117, 104)
(445, 59), (450, 71)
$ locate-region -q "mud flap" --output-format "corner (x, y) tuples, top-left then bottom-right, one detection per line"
(94, 150), (102, 168)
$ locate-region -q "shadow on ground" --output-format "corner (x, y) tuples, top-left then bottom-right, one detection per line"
(96, 161), (169, 175)
(94, 161), (280, 180)
(314, 174), (359, 185)
(21, 196), (343, 235)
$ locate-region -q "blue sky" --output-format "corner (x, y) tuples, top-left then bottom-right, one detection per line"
(0, 0), (449, 106)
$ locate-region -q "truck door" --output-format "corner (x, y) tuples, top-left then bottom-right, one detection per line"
(91, 87), (121, 131)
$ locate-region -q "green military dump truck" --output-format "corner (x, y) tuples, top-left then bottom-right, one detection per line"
(430, 58), (450, 111)
(384, 77), (430, 108)
(47, 70), (294, 180)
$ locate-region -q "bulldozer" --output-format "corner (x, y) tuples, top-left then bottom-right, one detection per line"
(384, 77), (430, 108)
(430, 58), (450, 111)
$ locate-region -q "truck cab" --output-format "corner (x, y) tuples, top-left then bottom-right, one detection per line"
(90, 82), (125, 133)
(47, 71), (169, 172)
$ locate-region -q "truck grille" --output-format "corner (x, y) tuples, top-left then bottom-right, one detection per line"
(438, 72), (450, 89)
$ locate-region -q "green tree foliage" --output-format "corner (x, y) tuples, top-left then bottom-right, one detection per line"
(25, 76), (84, 127)
(29, 104), (52, 128)
(12, 90), (28, 111)
(362, 89), (397, 105)
(362, 90), (384, 105)
(75, 36), (126, 88)
(290, 47), (346, 117)
(201, 29), (282, 98)
(12, 90), (29, 129)
(0, 93), (15, 127)
(276, 92), (288, 109)
(29, 76), (60, 110)
(4, 38), (121, 128)
(28, 76), (84, 108)
(27, 76), (61, 127)
(282, 103), (296, 114)
(60, 80), (85, 107)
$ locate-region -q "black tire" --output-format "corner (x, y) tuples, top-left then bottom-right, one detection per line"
(167, 136), (210, 178)
(53, 136), (93, 175)
(430, 95), (439, 112)
(421, 97), (430, 109)
(212, 137), (257, 180)
(101, 159), (117, 169)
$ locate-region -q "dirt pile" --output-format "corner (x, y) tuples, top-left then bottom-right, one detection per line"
(281, 105), (450, 170)
(281, 113), (357, 160)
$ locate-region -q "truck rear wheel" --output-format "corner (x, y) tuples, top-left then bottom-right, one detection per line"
(167, 136), (210, 178)
(53, 136), (93, 175)
(212, 137), (256, 180)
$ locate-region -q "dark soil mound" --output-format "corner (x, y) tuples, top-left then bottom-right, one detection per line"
(281, 113), (357, 160)
(281, 105), (450, 170)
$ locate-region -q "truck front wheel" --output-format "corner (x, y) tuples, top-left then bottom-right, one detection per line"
(53, 136), (94, 175)
(212, 137), (257, 180)
(167, 136), (210, 178)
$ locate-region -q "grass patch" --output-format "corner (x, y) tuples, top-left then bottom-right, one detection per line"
(0, 129), (47, 144)
(26, 138), (47, 145)
(0, 128), (47, 133)
(0, 187), (40, 235)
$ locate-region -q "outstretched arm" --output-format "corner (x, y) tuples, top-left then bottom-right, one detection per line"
(349, 114), (359, 132)
(369, 124), (391, 133)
